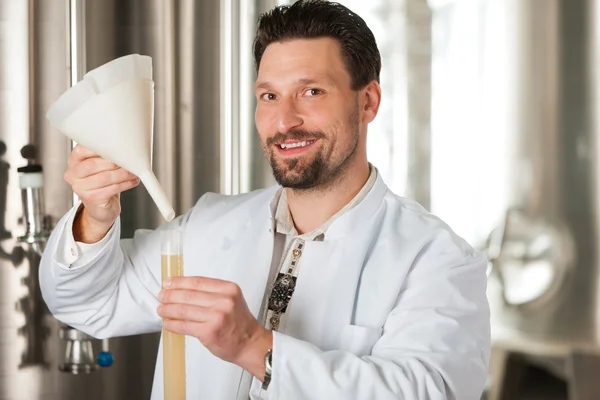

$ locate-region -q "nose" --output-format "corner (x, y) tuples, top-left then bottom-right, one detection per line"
(276, 98), (303, 133)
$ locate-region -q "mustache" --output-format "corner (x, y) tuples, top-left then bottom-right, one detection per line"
(266, 129), (326, 147)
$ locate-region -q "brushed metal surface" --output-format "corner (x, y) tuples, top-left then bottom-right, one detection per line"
(0, 1), (45, 398)
(1, 0), (278, 398)
(488, 0), (600, 347)
(590, 0), (600, 346)
(1, 0), (156, 399)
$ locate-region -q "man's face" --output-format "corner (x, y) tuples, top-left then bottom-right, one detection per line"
(254, 38), (361, 190)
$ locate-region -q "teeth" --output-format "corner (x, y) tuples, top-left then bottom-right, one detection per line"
(279, 140), (314, 149)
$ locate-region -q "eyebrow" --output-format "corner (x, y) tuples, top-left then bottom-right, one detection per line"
(255, 77), (331, 91)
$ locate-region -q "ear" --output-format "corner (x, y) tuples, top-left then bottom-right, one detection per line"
(361, 81), (382, 124)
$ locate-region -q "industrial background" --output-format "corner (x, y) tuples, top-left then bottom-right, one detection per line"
(1, 0), (598, 399)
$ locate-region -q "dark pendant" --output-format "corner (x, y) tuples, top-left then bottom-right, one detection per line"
(268, 273), (297, 313)
(270, 313), (281, 331)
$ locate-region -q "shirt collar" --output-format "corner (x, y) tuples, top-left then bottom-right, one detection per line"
(272, 164), (379, 239)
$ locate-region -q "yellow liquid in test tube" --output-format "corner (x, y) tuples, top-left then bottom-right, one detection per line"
(161, 230), (186, 400)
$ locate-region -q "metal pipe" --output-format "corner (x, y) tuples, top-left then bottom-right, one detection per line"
(239, 0), (255, 194)
(177, 0), (196, 211)
(220, 0), (239, 195)
(69, 0), (86, 88)
(28, 0), (36, 144)
(589, 0), (600, 342)
(405, 0), (432, 210)
(69, 0), (85, 207)
(160, 0), (177, 210)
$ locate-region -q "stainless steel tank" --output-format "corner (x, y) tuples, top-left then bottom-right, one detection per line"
(480, 3), (600, 398)
(425, 0), (600, 396)
(486, 0), (598, 348)
(0, 0), (276, 398)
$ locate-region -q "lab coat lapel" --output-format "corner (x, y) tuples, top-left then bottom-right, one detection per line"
(281, 176), (388, 349)
(210, 201), (275, 319)
(185, 201), (276, 400)
(283, 230), (376, 350)
(235, 208), (275, 319)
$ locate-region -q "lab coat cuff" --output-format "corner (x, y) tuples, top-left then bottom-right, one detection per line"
(53, 201), (118, 270)
(269, 330), (317, 397)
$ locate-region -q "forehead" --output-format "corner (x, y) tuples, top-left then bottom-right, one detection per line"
(256, 38), (351, 88)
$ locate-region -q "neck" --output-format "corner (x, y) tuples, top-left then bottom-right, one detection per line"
(286, 159), (370, 234)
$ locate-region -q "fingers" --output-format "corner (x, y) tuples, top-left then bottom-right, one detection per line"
(158, 303), (218, 323)
(66, 157), (119, 181)
(162, 319), (204, 337)
(77, 179), (140, 204)
(159, 289), (235, 310)
(72, 167), (139, 191)
(66, 145), (137, 184)
(68, 144), (101, 168)
(161, 320), (223, 343)
(165, 276), (241, 296)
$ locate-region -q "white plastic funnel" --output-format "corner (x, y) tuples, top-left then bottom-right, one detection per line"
(46, 54), (175, 222)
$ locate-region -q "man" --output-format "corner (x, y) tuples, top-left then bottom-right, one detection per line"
(40, 1), (490, 399)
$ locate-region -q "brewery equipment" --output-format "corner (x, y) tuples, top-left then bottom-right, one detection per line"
(0, 0), (277, 398)
(425, 0), (600, 397)
(470, 0), (600, 398)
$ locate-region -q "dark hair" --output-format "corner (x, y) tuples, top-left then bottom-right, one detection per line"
(253, 0), (381, 91)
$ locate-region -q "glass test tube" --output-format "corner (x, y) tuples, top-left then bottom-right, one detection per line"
(161, 229), (186, 400)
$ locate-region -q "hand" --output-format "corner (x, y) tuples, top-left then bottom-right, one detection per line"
(64, 145), (140, 242)
(157, 277), (273, 379)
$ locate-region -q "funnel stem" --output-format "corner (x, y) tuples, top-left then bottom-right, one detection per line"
(139, 171), (175, 222)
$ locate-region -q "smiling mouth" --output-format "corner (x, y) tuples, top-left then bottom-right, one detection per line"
(277, 140), (315, 150)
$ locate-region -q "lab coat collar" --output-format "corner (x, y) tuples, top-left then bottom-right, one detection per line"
(265, 173), (388, 240)
(324, 174), (387, 239)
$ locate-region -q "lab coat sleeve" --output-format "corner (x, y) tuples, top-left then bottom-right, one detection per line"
(39, 197), (201, 339)
(53, 202), (115, 269)
(268, 231), (490, 400)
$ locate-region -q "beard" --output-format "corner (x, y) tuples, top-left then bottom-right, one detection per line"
(269, 137), (328, 189)
(264, 105), (360, 190)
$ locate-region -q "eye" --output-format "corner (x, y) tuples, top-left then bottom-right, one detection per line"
(304, 88), (323, 97)
(260, 93), (277, 101)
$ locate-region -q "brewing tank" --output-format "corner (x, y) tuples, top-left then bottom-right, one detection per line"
(0, 0), (277, 398)
(486, 0), (600, 348)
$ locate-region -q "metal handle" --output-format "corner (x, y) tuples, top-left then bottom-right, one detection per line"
(486, 207), (575, 309)
(486, 208), (513, 305)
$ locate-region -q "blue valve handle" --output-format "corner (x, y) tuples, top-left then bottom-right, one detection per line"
(97, 351), (114, 367)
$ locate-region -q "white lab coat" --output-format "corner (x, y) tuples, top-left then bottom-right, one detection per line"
(39, 174), (490, 400)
